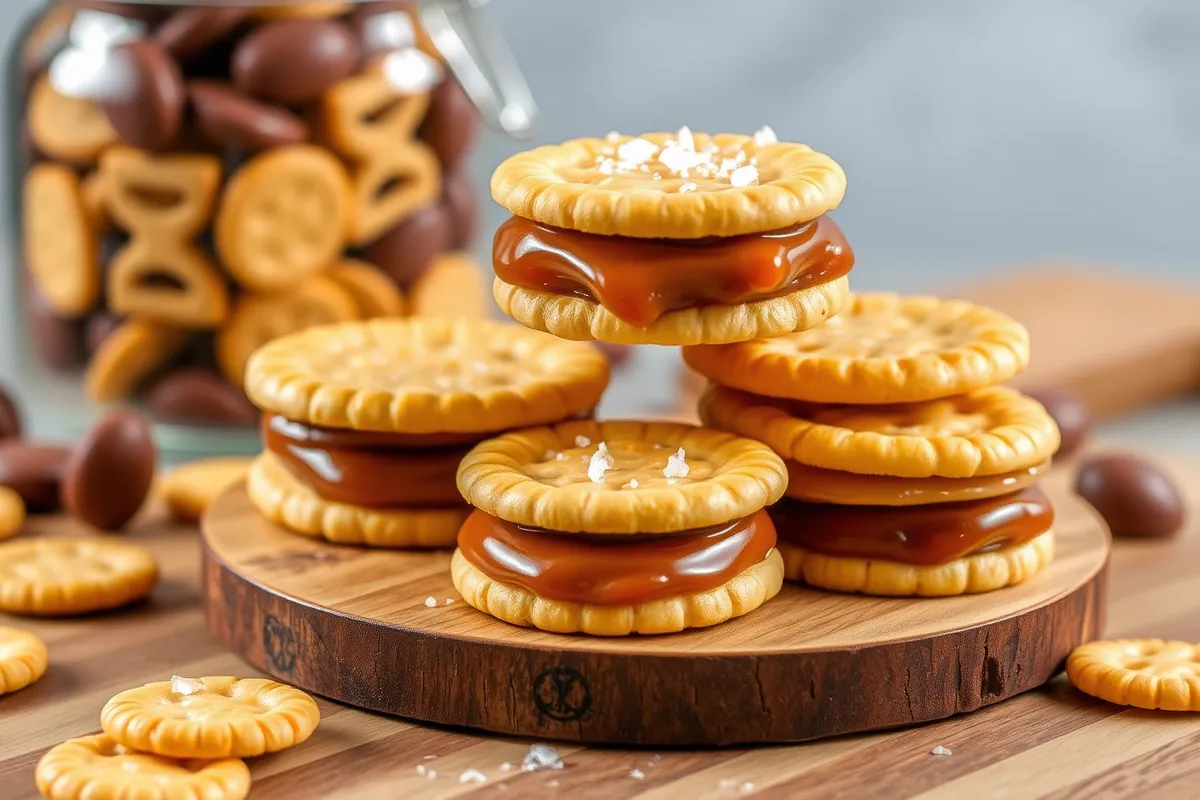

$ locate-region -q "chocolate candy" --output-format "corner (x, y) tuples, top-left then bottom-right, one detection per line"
(63, 410), (155, 530)
(0, 386), (22, 442)
(420, 77), (478, 170)
(365, 204), (451, 288)
(1027, 388), (1092, 458)
(85, 311), (124, 355)
(442, 167), (479, 250)
(232, 19), (361, 105)
(144, 368), (259, 427)
(0, 442), (71, 512)
(155, 6), (251, 59)
(101, 39), (185, 151)
(189, 80), (309, 150)
(25, 284), (85, 369)
(1074, 454), (1186, 539)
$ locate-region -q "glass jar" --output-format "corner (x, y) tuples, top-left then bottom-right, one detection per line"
(9, 0), (535, 455)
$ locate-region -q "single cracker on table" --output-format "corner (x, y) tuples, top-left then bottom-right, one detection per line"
(495, 273), (850, 346)
(84, 319), (188, 403)
(101, 676), (320, 759)
(36, 733), (251, 800)
(244, 317), (611, 434)
(326, 258), (407, 318)
(491, 131), (846, 239)
(701, 384), (1061, 479)
(683, 293), (1031, 404)
(27, 76), (116, 165)
(1068, 639), (1200, 711)
(0, 538), (159, 616)
(452, 547), (784, 637)
(0, 626), (48, 696)
(216, 273), (360, 387)
(0, 485), (26, 541)
(408, 252), (490, 318)
(160, 457), (255, 522)
(248, 451), (469, 547)
(215, 144), (351, 291)
(22, 164), (100, 318)
(779, 530), (1055, 597)
(457, 419), (787, 534)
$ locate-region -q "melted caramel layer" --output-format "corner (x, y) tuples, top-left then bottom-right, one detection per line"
(492, 215), (854, 326)
(457, 509), (777, 605)
(769, 487), (1053, 566)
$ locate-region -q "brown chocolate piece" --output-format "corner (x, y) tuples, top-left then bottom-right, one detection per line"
(144, 368), (259, 427)
(25, 283), (85, 369)
(154, 6), (251, 59)
(493, 215), (856, 327)
(365, 204), (451, 288)
(101, 39), (185, 151)
(0, 386), (23, 442)
(441, 167), (479, 250)
(62, 410), (155, 530)
(769, 487), (1054, 566)
(419, 77), (477, 170)
(0, 442), (71, 512)
(458, 509), (777, 605)
(85, 311), (124, 355)
(1026, 388), (1092, 459)
(232, 19), (361, 105)
(189, 80), (309, 150)
(1074, 454), (1185, 539)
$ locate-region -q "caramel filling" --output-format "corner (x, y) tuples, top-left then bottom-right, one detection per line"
(785, 460), (1050, 506)
(769, 486), (1053, 566)
(457, 509), (777, 605)
(263, 414), (474, 508)
(492, 215), (854, 326)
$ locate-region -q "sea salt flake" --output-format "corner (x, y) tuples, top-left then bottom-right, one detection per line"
(729, 165), (759, 187)
(423, 755), (438, 760)
(425, 769), (438, 779)
(718, 778), (738, 790)
(587, 442), (614, 483)
(648, 754), (662, 765)
(622, 479), (639, 490)
(424, 596), (438, 608)
(652, 173), (662, 181)
(605, 130), (621, 141)
(499, 762), (513, 773)
(549, 780), (561, 788)
(460, 768), (487, 784)
(740, 782), (756, 793)
(629, 769), (646, 780)
(416, 765), (427, 776)
(170, 676), (204, 696)
(597, 159), (615, 175)
(617, 137), (658, 166)
(575, 435), (591, 448)
(678, 182), (697, 194)
(675, 125), (695, 151)
(663, 448), (690, 479)
(752, 124), (778, 146)
(931, 745), (953, 756)
(556, 453), (567, 461)
(443, 598), (455, 605)
(522, 743), (564, 772)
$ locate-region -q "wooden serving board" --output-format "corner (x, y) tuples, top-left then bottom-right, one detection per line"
(200, 479), (1109, 747)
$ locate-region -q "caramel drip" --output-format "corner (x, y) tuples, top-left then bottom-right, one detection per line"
(492, 215), (854, 326)
(769, 487), (1054, 566)
(457, 509), (777, 605)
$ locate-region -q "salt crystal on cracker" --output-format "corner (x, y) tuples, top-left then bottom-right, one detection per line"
(663, 448), (690, 479)
(730, 165), (759, 187)
(170, 676), (204, 696)
(588, 442), (614, 483)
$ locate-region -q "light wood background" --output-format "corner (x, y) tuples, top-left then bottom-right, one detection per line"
(0, 449), (1196, 799)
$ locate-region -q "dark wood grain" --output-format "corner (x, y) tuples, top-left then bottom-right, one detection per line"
(2, 451), (1198, 799)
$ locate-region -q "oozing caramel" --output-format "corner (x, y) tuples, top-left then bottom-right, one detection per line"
(457, 509), (777, 605)
(263, 415), (473, 508)
(492, 215), (854, 326)
(769, 487), (1053, 566)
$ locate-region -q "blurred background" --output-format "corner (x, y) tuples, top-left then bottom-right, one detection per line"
(2, 0), (1198, 451)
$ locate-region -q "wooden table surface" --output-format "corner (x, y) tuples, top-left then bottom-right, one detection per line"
(2, 449), (1198, 800)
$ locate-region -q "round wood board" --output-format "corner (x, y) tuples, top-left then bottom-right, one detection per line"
(201, 482), (1110, 746)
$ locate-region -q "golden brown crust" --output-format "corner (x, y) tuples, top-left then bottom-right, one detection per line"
(0, 626), (48, 696)
(326, 259), (407, 318)
(101, 676), (320, 759)
(452, 548), (784, 636)
(160, 457), (255, 523)
(779, 530), (1054, 596)
(783, 458), (1049, 506)
(1068, 639), (1200, 711)
(495, 276), (850, 346)
(491, 132), (845, 238)
(701, 385), (1060, 478)
(245, 317), (610, 434)
(683, 293), (1030, 403)
(247, 452), (466, 548)
(456, 419), (787, 534)
(0, 538), (159, 616)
